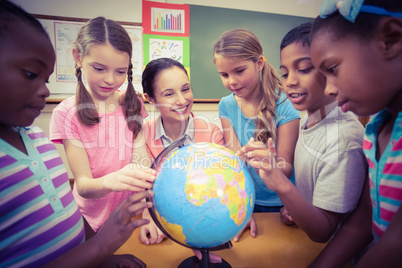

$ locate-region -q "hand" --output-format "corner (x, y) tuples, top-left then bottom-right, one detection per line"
(139, 209), (167, 245)
(94, 190), (154, 254)
(280, 207), (295, 226)
(103, 164), (156, 192)
(238, 138), (285, 191)
(233, 215), (257, 242)
(193, 250), (222, 264)
(237, 138), (268, 177)
(237, 137), (267, 162)
(97, 254), (146, 268)
(238, 137), (276, 175)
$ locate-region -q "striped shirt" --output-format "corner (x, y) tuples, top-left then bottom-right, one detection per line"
(0, 126), (85, 267)
(363, 110), (402, 240)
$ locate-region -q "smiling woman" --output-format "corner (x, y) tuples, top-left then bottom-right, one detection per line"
(139, 57), (224, 251)
(145, 65), (194, 138)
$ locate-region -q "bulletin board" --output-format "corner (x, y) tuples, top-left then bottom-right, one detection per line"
(189, 5), (313, 102)
(33, 14), (143, 103)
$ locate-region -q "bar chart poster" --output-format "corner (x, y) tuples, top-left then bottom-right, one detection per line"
(152, 7), (184, 34)
(142, 0), (189, 37)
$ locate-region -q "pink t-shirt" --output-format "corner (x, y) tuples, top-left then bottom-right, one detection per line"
(49, 95), (147, 231)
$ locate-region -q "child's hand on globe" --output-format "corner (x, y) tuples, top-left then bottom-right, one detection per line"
(239, 138), (288, 192)
(102, 164), (156, 193)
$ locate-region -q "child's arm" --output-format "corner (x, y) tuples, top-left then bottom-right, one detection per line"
(309, 177), (373, 267)
(275, 119), (299, 178)
(211, 124), (225, 145)
(220, 117), (242, 153)
(135, 129), (167, 245)
(131, 129), (152, 169)
(43, 190), (154, 268)
(356, 205), (402, 267)
(239, 138), (341, 243)
(134, 131), (166, 245)
(62, 137), (155, 199)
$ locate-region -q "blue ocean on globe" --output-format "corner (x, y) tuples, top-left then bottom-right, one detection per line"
(152, 142), (255, 248)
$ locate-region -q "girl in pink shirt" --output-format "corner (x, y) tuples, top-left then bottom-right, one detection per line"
(50, 17), (156, 232)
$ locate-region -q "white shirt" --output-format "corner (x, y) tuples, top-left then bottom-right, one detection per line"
(154, 114), (195, 148)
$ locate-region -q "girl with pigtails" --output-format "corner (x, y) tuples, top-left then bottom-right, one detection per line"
(50, 17), (156, 232)
(214, 29), (300, 240)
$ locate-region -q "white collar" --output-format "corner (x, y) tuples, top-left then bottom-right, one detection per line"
(154, 113), (195, 147)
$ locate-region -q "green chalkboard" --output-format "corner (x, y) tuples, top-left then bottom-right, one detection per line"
(189, 5), (313, 102)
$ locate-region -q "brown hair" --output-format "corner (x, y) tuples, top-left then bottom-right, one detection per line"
(142, 57), (188, 99)
(74, 16), (142, 137)
(213, 29), (284, 143)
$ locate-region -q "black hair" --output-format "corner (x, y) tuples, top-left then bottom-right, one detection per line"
(280, 22), (312, 51)
(142, 58), (188, 99)
(311, 0), (402, 43)
(0, 0), (47, 38)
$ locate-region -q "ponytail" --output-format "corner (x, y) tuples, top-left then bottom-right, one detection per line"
(214, 29), (285, 145)
(254, 60), (283, 144)
(121, 62), (142, 138)
(75, 64), (100, 126)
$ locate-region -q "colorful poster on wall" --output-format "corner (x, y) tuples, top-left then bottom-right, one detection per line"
(143, 34), (189, 66)
(150, 38), (183, 63)
(142, 0), (189, 37)
(142, 0), (190, 76)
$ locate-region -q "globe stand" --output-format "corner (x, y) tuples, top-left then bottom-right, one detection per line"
(178, 249), (231, 268)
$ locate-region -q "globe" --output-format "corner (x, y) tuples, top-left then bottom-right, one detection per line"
(150, 141), (255, 250)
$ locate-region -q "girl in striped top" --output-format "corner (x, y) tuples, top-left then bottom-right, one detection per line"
(0, 1), (153, 267)
(309, 0), (402, 267)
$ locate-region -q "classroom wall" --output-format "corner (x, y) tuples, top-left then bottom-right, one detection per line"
(12, 0), (322, 21)
(13, 0), (315, 177)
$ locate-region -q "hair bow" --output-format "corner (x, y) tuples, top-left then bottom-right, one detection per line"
(320, 0), (402, 23)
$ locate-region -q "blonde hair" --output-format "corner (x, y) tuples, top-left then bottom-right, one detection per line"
(73, 17), (142, 138)
(213, 29), (284, 143)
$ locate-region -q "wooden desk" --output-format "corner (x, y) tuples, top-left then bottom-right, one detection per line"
(116, 213), (345, 268)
